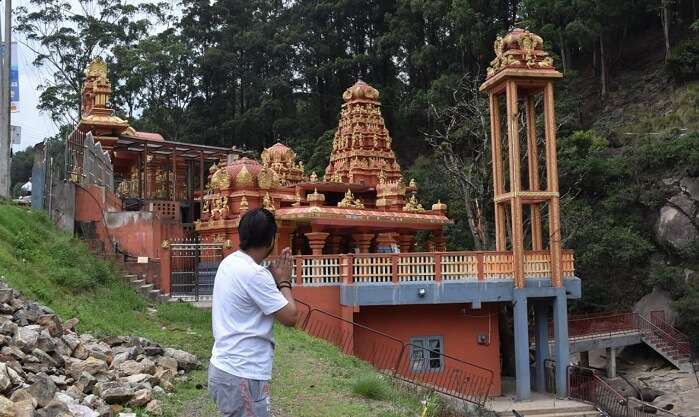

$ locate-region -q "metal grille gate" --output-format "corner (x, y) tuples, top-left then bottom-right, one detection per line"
(170, 240), (224, 300)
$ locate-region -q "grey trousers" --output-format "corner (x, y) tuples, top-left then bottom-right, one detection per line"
(208, 365), (271, 417)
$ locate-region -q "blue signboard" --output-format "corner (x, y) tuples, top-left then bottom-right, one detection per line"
(10, 42), (17, 112)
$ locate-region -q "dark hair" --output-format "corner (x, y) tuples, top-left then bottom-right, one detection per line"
(238, 208), (277, 251)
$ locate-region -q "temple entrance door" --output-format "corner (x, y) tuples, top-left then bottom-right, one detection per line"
(169, 240), (224, 300)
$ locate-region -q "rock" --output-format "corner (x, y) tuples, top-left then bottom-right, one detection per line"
(72, 344), (89, 361)
(36, 316), (62, 338)
(35, 332), (56, 354)
(127, 389), (151, 407)
(34, 399), (71, 417)
(13, 400), (34, 417)
(1, 346), (24, 361)
(156, 357), (177, 373)
(61, 335), (79, 353)
(633, 288), (677, 325)
(68, 358), (108, 379)
(94, 382), (134, 405)
(0, 363), (13, 393)
(655, 192), (698, 251)
(63, 319), (79, 332)
(14, 328), (40, 354)
(83, 343), (111, 363)
(151, 386), (164, 396)
(13, 304), (42, 326)
(163, 348), (200, 371)
(0, 290), (13, 305)
(144, 400), (161, 416)
(10, 390), (36, 408)
(94, 405), (111, 417)
(0, 396), (13, 417)
(26, 374), (57, 408)
(76, 372), (97, 394)
(122, 374), (150, 385)
(31, 349), (57, 367)
(0, 322), (17, 337)
(115, 361), (151, 377)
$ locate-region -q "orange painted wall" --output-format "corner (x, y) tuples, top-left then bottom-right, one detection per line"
(354, 303), (502, 396)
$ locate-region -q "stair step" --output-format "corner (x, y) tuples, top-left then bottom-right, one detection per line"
(497, 407), (599, 417)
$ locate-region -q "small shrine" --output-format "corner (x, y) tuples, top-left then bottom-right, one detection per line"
(196, 80), (451, 255)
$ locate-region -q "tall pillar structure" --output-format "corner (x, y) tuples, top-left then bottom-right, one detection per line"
(480, 28), (568, 400)
(480, 28), (563, 288)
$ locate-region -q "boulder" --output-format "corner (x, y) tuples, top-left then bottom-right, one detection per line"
(76, 372), (97, 394)
(94, 382), (134, 405)
(13, 400), (34, 417)
(0, 290), (13, 305)
(14, 328), (39, 353)
(26, 374), (57, 408)
(127, 389), (151, 407)
(34, 399), (71, 417)
(10, 390), (36, 408)
(144, 400), (161, 416)
(68, 358), (108, 380)
(156, 357), (177, 373)
(655, 177), (699, 251)
(63, 319), (79, 332)
(0, 363), (12, 393)
(0, 395), (13, 417)
(163, 348), (200, 371)
(36, 316), (62, 338)
(0, 322), (17, 337)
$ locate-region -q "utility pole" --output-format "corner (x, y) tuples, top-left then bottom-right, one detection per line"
(0, 0), (8, 199)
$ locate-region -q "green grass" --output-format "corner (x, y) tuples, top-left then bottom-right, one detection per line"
(0, 202), (435, 417)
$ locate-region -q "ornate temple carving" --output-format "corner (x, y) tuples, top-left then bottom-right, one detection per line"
(324, 80), (402, 187)
(403, 193), (425, 213)
(211, 166), (230, 191)
(487, 28), (555, 78)
(338, 189), (364, 209)
(263, 192), (275, 212)
(261, 143), (305, 185)
(240, 196), (249, 211)
(235, 166), (253, 187)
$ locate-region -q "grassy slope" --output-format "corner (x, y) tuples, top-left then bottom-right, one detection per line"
(0, 203), (426, 417)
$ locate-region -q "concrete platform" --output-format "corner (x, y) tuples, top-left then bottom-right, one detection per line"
(487, 392), (596, 415)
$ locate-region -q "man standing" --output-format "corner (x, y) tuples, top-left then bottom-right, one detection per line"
(208, 208), (299, 417)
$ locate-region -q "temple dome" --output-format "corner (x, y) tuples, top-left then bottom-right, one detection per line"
(261, 142), (305, 185)
(342, 80), (379, 103)
(221, 157), (264, 189)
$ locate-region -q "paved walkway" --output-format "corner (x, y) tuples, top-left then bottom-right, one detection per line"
(486, 391), (591, 413)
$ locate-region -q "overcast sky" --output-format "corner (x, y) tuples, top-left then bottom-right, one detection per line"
(8, 0), (57, 151)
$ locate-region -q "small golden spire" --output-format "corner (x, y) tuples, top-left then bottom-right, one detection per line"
(409, 178), (417, 188)
(310, 171), (318, 182)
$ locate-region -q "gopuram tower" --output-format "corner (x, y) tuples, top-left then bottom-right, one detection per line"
(324, 81), (402, 187)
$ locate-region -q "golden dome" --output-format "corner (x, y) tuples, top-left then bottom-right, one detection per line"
(261, 142), (304, 185)
(262, 142), (296, 165)
(342, 80), (379, 102)
(223, 157), (264, 188)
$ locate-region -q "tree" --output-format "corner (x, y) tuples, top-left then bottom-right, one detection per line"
(424, 75), (492, 250)
(15, 0), (171, 126)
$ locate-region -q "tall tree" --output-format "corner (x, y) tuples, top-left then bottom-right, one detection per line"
(15, 0), (171, 126)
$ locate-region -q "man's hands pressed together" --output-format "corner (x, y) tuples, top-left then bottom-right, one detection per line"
(269, 247), (298, 326)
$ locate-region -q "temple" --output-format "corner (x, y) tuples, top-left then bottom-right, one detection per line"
(45, 28), (580, 403)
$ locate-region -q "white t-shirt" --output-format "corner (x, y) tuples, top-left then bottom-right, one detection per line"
(210, 250), (288, 381)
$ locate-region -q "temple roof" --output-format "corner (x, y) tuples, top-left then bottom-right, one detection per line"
(485, 28), (558, 79)
(324, 80), (401, 188)
(274, 206), (451, 230)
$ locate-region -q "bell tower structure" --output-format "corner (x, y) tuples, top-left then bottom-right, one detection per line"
(480, 28), (569, 401)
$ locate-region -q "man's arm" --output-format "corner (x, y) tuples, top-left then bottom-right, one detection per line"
(270, 247), (299, 326)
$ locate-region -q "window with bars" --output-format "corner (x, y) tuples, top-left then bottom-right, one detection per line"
(410, 336), (443, 372)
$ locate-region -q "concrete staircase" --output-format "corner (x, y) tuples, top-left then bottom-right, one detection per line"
(642, 333), (692, 370)
(497, 405), (601, 417)
(123, 274), (169, 303)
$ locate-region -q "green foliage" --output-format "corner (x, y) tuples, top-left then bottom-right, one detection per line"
(667, 39), (699, 83)
(10, 147), (34, 196)
(351, 375), (391, 400)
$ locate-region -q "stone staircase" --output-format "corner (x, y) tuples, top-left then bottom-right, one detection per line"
(123, 274), (169, 303)
(496, 405), (601, 417)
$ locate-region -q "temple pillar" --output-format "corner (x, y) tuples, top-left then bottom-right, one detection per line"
(276, 224), (295, 255)
(398, 234), (415, 253)
(513, 289), (531, 400)
(534, 302), (550, 393)
(432, 231), (447, 252)
(375, 232), (397, 252)
(327, 235), (343, 254)
(352, 233), (374, 253)
(305, 232), (329, 255)
(553, 290), (570, 398)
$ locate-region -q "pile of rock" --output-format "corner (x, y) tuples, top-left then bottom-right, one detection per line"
(0, 286), (201, 417)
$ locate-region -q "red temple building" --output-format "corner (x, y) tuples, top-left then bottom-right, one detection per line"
(51, 28), (580, 404)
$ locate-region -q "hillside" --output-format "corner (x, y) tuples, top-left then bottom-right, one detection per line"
(0, 202), (463, 417)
